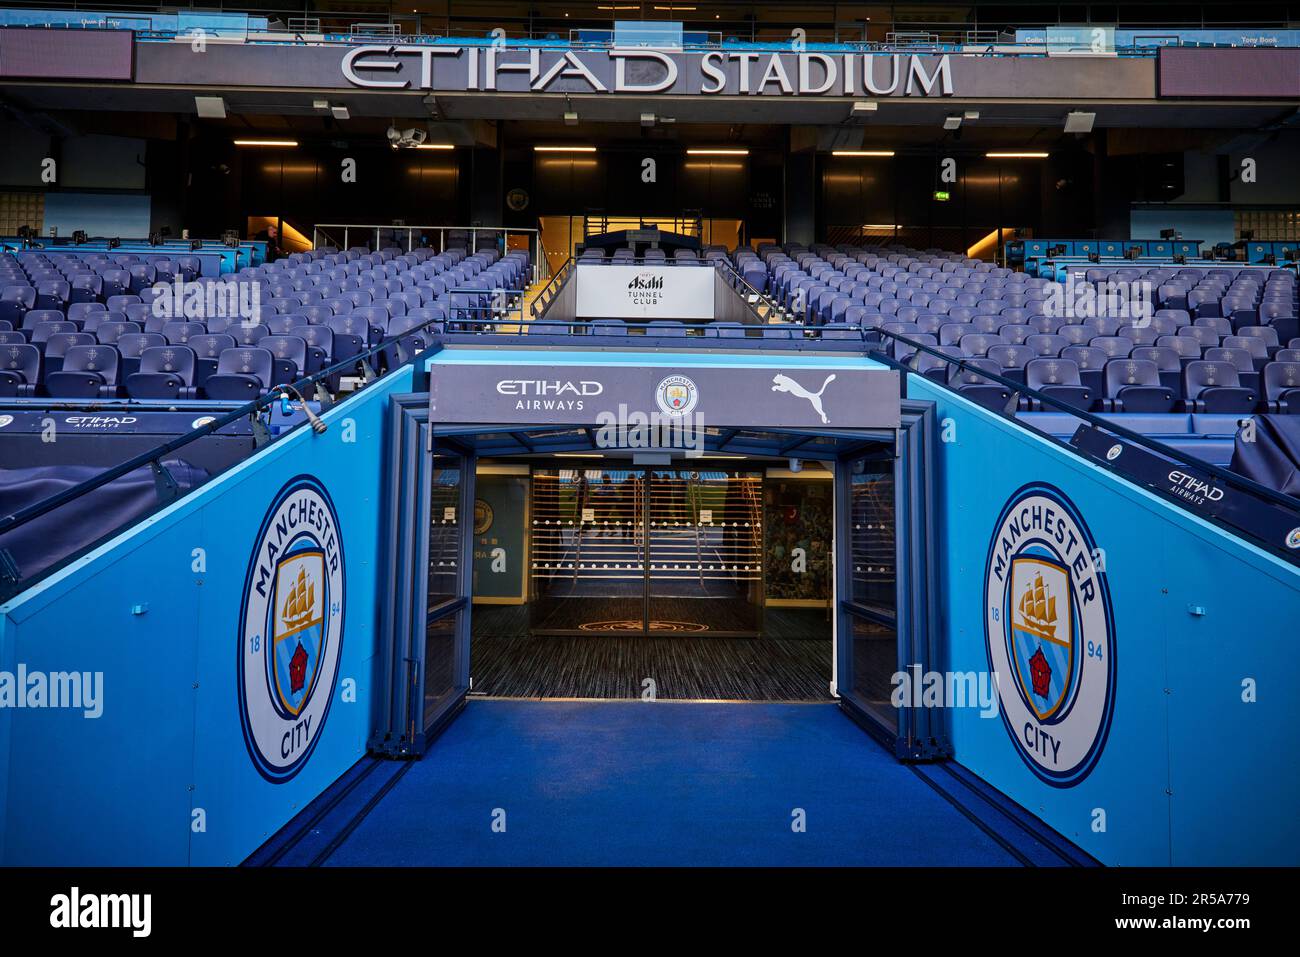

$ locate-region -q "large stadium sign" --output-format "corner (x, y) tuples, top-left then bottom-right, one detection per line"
(342, 47), (956, 96)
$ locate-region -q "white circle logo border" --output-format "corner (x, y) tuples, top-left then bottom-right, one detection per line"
(983, 483), (1116, 788)
(237, 475), (346, 784)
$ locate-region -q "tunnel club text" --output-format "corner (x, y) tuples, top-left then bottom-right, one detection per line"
(342, 47), (956, 97)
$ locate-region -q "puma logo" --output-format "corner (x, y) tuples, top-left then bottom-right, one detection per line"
(771, 373), (836, 424)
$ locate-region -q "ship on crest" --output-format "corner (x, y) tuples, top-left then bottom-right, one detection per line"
(281, 565), (316, 631)
(1017, 571), (1058, 642)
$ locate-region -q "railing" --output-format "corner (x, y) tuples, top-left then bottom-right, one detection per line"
(0, 306), (455, 601)
(529, 256), (573, 318)
(714, 258), (777, 325)
(310, 223), (542, 284)
(858, 325), (1300, 561)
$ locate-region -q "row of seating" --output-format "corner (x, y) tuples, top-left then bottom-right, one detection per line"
(0, 244), (520, 401)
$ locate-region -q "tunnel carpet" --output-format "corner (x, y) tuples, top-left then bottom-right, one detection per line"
(316, 700), (1025, 867)
(471, 605), (833, 700)
(471, 634), (832, 700)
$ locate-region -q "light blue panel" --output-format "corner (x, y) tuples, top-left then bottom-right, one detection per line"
(0, 366), (414, 865)
(910, 374), (1300, 865)
(43, 191), (151, 239)
(187, 366), (411, 865)
(0, 513), (203, 864)
(1161, 532), (1300, 865)
(427, 349), (885, 371)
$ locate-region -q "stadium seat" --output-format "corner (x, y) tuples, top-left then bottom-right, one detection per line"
(45, 345), (120, 398)
(1101, 359), (1175, 413)
(1025, 358), (1092, 411)
(0, 342), (41, 397)
(125, 346), (199, 400)
(204, 347), (275, 400)
(1262, 361), (1300, 414)
(1183, 360), (1256, 413)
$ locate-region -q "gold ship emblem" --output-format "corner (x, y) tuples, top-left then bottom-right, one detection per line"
(281, 565), (317, 631)
(1017, 571), (1058, 643)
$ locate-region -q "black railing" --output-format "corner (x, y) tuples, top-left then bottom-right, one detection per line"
(857, 325), (1300, 559)
(0, 306), (459, 593)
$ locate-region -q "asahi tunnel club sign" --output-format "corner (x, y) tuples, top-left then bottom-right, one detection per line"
(342, 47), (958, 97)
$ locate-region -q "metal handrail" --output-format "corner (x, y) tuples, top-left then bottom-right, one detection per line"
(530, 256), (573, 317)
(0, 308), (453, 540)
(859, 325), (1300, 517)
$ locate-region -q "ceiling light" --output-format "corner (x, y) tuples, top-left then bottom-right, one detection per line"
(534, 146), (597, 152)
(943, 115), (962, 130)
(234, 139), (298, 147)
(563, 110), (579, 126)
(832, 150), (895, 157)
(963, 110), (980, 120)
(986, 152), (1050, 158)
(851, 101), (878, 117)
(686, 148), (749, 155)
(331, 105), (350, 120)
(414, 144), (455, 150)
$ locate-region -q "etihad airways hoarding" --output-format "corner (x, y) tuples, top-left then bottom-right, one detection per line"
(575, 264), (714, 321)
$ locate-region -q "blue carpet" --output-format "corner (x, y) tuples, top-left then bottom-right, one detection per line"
(321, 700), (1021, 866)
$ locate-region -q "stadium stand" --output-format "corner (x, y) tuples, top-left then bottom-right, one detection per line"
(0, 0), (1298, 893)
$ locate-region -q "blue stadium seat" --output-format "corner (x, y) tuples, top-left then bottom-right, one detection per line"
(1025, 358), (1092, 411)
(116, 332), (167, 380)
(1183, 360), (1256, 413)
(1262, 361), (1300, 414)
(204, 347), (274, 401)
(46, 344), (120, 399)
(261, 335), (308, 384)
(0, 342), (41, 397)
(125, 346), (199, 400)
(1101, 359), (1175, 413)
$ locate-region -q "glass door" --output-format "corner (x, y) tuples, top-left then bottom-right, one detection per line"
(528, 466), (646, 635)
(835, 402), (940, 757)
(417, 445), (473, 735)
(646, 468), (763, 636)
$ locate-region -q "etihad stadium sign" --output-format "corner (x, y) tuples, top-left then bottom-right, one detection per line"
(341, 47), (956, 97)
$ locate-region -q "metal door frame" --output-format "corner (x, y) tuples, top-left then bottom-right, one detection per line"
(835, 399), (943, 759)
(372, 393), (473, 758)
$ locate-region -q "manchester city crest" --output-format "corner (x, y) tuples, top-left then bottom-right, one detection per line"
(984, 483), (1116, 787)
(238, 476), (346, 783)
(655, 374), (698, 417)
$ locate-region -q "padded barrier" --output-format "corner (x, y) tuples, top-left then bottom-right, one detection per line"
(0, 458), (208, 584)
(1230, 415), (1300, 496)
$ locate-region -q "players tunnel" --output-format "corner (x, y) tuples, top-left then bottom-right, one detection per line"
(370, 344), (940, 757)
